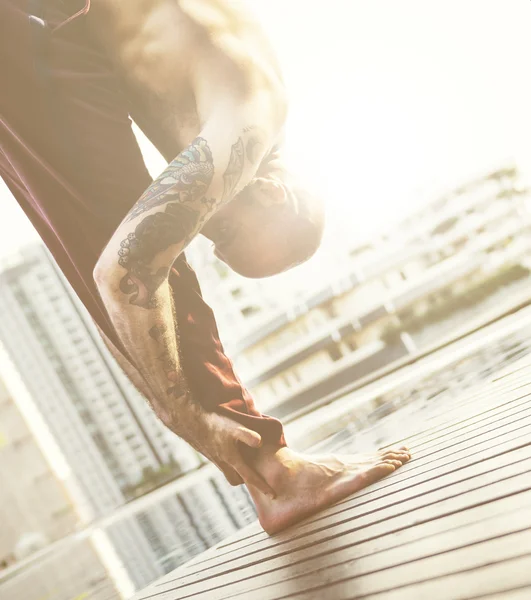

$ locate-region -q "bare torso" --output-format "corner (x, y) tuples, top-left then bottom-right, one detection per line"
(87, 0), (285, 161)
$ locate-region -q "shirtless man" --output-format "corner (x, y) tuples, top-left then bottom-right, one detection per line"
(1, 0), (410, 534)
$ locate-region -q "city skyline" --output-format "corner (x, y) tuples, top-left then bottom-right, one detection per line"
(1, 164), (529, 597)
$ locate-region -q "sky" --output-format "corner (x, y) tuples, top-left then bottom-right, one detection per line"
(1, 0), (531, 257)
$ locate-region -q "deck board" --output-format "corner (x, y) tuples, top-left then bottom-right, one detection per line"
(133, 356), (531, 599)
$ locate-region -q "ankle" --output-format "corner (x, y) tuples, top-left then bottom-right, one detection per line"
(252, 446), (299, 493)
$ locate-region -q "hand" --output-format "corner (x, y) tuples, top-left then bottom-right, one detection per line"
(185, 410), (276, 499)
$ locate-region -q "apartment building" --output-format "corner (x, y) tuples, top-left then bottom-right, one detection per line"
(0, 378), (119, 600)
(0, 244), (201, 518)
(188, 167), (531, 418)
(0, 245), (259, 594)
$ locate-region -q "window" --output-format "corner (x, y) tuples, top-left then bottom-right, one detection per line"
(323, 303), (338, 319)
(326, 342), (343, 362)
(282, 375), (292, 388)
(345, 338), (357, 353)
(241, 305), (261, 318)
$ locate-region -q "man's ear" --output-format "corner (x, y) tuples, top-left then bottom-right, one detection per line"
(252, 177), (288, 207)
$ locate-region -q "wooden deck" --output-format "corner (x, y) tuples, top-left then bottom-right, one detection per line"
(132, 356), (531, 600)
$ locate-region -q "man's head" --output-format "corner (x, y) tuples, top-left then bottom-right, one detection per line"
(203, 176), (325, 278)
(203, 177), (325, 278)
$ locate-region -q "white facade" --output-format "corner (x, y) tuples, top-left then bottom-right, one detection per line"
(0, 378), (120, 600)
(0, 245), (201, 519)
(0, 245), (260, 595)
(188, 166), (531, 414)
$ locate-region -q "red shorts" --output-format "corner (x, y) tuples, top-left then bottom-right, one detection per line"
(0, 0), (285, 447)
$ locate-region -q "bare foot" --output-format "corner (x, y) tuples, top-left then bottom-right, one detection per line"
(247, 446), (411, 534)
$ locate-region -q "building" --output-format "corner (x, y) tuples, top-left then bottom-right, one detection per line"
(0, 244), (201, 519)
(0, 244), (259, 595)
(0, 378), (76, 568)
(0, 378), (119, 600)
(187, 166), (531, 419)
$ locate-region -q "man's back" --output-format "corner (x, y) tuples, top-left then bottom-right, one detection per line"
(87, 0), (286, 160)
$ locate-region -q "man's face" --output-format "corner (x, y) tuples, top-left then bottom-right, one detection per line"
(211, 178), (297, 278)
(209, 176), (324, 278)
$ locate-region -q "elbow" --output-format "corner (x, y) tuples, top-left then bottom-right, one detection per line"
(93, 260), (128, 308)
(93, 255), (120, 292)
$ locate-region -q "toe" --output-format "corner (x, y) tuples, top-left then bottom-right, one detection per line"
(395, 452), (411, 463)
(383, 459), (403, 468)
(381, 451), (409, 464)
(385, 447), (411, 463)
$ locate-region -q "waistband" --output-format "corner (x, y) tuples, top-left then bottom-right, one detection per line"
(29, 0), (91, 34)
(53, 0), (91, 33)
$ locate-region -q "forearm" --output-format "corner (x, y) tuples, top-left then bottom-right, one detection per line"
(96, 273), (201, 438)
(94, 96), (283, 430)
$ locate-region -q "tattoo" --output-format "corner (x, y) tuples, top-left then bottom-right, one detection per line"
(149, 324), (187, 399)
(222, 138), (245, 201)
(117, 138), (216, 308)
(116, 133), (250, 309)
(125, 138), (214, 222)
(118, 203), (199, 308)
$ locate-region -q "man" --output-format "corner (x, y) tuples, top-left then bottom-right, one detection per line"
(1, 0), (410, 534)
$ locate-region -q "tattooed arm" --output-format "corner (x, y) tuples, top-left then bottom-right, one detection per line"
(93, 102), (281, 441)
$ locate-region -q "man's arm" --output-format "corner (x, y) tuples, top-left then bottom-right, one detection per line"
(93, 96), (283, 441)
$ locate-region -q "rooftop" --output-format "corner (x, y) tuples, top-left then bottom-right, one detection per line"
(132, 345), (531, 600)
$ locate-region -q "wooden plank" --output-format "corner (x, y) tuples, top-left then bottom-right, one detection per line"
(216, 370), (531, 556)
(394, 401), (531, 465)
(179, 490), (531, 600)
(152, 465), (531, 593)
(404, 391), (531, 451)
(180, 435), (531, 574)
(210, 402), (531, 562)
(382, 378), (531, 448)
(476, 589), (531, 600)
(352, 416), (531, 497)
(189, 484), (531, 575)
(150, 500), (531, 600)
(141, 533), (531, 599)
(410, 407), (531, 460)
(327, 436), (531, 519)
(212, 430), (531, 560)
(363, 555), (531, 600)
(267, 536), (531, 600)
(182, 493), (531, 598)
(133, 350), (531, 600)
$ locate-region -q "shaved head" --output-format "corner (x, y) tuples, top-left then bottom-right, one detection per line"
(204, 177), (325, 279)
